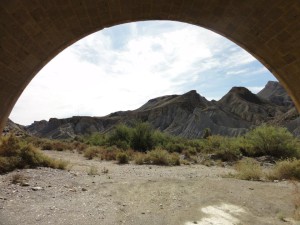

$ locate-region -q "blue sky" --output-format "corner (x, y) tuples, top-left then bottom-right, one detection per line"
(10, 21), (277, 125)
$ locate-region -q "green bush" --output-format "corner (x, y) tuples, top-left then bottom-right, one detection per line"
(201, 136), (241, 161)
(164, 142), (186, 153)
(116, 152), (129, 164)
(131, 122), (155, 152)
(108, 124), (132, 147)
(0, 135), (68, 173)
(243, 125), (300, 158)
(202, 128), (212, 139)
(86, 133), (107, 146)
(215, 137), (241, 161)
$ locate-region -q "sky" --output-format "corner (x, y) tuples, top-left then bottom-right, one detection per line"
(10, 21), (277, 126)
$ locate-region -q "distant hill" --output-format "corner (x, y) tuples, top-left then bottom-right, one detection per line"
(257, 81), (294, 108)
(3, 119), (27, 137)
(5, 81), (300, 139)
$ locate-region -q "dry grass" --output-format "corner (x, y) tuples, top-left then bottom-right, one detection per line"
(11, 173), (28, 185)
(87, 166), (98, 176)
(116, 152), (129, 164)
(84, 146), (101, 160)
(235, 158), (263, 181)
(268, 159), (300, 181)
(133, 149), (180, 166)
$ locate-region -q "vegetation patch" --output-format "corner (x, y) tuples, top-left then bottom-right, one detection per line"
(243, 125), (300, 158)
(0, 135), (68, 174)
(268, 159), (300, 181)
(134, 148), (180, 166)
(234, 158), (263, 181)
(116, 152), (129, 164)
(87, 166), (98, 176)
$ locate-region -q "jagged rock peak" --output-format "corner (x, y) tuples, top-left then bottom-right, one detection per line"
(265, 80), (281, 88)
(224, 86), (264, 104)
(257, 80), (294, 108)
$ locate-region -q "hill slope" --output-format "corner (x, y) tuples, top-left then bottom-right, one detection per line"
(7, 81), (300, 139)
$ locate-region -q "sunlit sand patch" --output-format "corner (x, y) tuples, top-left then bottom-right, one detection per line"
(185, 203), (246, 225)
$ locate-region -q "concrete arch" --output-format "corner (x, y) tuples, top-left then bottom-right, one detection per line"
(1, 0), (300, 130)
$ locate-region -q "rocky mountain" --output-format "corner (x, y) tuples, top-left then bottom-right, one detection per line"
(3, 119), (27, 137)
(6, 81), (300, 139)
(257, 81), (294, 108)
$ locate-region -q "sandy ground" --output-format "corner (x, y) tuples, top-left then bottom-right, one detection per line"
(0, 150), (299, 225)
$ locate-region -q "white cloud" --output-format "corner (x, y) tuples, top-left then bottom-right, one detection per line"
(9, 21), (273, 125)
(226, 69), (249, 75)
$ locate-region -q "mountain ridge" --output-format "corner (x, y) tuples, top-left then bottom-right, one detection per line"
(5, 81), (299, 139)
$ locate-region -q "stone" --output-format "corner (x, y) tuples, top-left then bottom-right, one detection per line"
(32, 187), (43, 191)
(21, 182), (30, 187)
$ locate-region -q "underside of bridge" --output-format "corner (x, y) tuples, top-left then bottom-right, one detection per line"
(0, 0), (300, 130)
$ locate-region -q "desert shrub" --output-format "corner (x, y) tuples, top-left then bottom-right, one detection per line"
(99, 146), (120, 161)
(101, 167), (109, 174)
(71, 141), (88, 153)
(0, 135), (68, 173)
(86, 133), (107, 146)
(113, 140), (130, 150)
(84, 146), (101, 160)
(131, 122), (155, 152)
(168, 153), (181, 166)
(202, 135), (223, 153)
(186, 139), (206, 153)
(214, 137), (241, 161)
(51, 141), (69, 151)
(235, 158), (263, 181)
(202, 128), (212, 139)
(152, 130), (169, 146)
(47, 159), (69, 170)
(182, 147), (198, 162)
(164, 142), (186, 153)
(37, 139), (73, 151)
(108, 124), (132, 147)
(116, 152), (129, 164)
(268, 159), (300, 180)
(147, 148), (180, 166)
(0, 134), (20, 157)
(147, 148), (170, 165)
(87, 166), (98, 175)
(0, 157), (16, 173)
(243, 125), (300, 158)
(134, 153), (146, 165)
(41, 141), (54, 150)
(201, 136), (241, 161)
(11, 173), (27, 185)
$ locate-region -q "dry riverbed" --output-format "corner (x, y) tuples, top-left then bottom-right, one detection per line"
(0, 150), (299, 225)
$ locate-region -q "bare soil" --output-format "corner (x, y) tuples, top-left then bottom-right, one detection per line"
(0, 150), (299, 225)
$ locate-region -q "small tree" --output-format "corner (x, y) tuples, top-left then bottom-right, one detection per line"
(108, 124), (132, 149)
(202, 128), (212, 139)
(131, 122), (155, 152)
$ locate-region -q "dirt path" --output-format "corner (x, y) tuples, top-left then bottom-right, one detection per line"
(0, 150), (299, 225)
